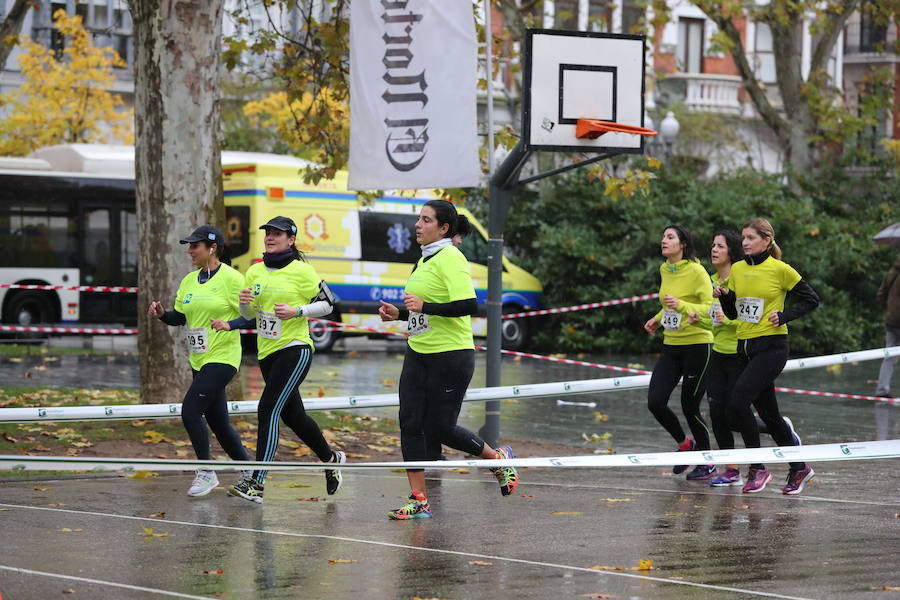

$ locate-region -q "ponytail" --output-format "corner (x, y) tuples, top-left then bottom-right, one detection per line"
(769, 241), (782, 260)
(456, 214), (472, 239)
(217, 243), (233, 266)
(291, 244), (306, 262)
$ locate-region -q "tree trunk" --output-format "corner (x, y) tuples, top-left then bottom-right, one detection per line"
(771, 20), (813, 179)
(0, 0), (32, 70)
(127, 0), (225, 404)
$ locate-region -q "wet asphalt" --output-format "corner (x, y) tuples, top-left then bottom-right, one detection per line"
(0, 336), (899, 599)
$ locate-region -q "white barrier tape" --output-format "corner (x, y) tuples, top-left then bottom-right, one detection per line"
(1, 346), (898, 423)
(1, 440), (898, 472)
(502, 293), (660, 319)
(0, 283), (138, 293)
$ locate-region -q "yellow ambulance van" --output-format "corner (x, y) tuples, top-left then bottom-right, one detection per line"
(222, 154), (543, 351)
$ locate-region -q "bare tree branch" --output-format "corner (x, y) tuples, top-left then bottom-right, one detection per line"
(0, 0), (33, 70)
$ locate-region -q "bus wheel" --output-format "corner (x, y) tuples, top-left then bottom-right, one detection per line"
(309, 319), (339, 353)
(5, 291), (54, 326)
(501, 307), (529, 351)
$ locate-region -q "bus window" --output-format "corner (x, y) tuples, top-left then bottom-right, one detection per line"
(226, 205), (250, 259)
(121, 210), (137, 286)
(359, 211), (420, 264)
(83, 209), (111, 284)
(0, 205), (75, 268)
(457, 229), (489, 266)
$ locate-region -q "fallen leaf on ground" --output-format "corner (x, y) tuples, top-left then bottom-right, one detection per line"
(882, 586), (900, 591)
(324, 371), (339, 377)
(551, 511), (584, 515)
(318, 386), (326, 397)
(327, 558), (355, 564)
(296, 497), (322, 502)
(62, 589), (75, 594)
(663, 513), (685, 517)
(131, 420), (150, 427)
(142, 431), (172, 444)
(520, 494), (535, 498)
(580, 594), (616, 599)
(202, 569), (224, 575)
(142, 527), (169, 538)
(346, 453), (371, 459)
(59, 528), (83, 532)
(447, 468), (470, 474)
(603, 498), (633, 503)
(33, 487), (52, 492)
(289, 483), (311, 488)
(128, 471), (159, 479)
(48, 503), (65, 507)
(468, 560), (493, 566)
(175, 450), (190, 457)
(2, 432), (18, 443)
(172, 440), (191, 447)
(293, 447), (312, 456)
(637, 559), (653, 571)
(278, 438), (300, 449)
(147, 512), (166, 519)
(593, 412), (609, 422)
(588, 559), (653, 572)
(366, 444), (395, 453)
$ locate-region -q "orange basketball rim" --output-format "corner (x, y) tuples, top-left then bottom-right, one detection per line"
(575, 119), (658, 140)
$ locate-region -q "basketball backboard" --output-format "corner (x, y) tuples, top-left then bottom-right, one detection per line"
(522, 29), (647, 154)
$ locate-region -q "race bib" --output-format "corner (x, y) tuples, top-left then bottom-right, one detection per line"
(737, 297), (765, 323)
(187, 327), (209, 353)
(661, 309), (682, 331)
(709, 302), (723, 327)
(407, 311), (431, 337)
(256, 310), (283, 339)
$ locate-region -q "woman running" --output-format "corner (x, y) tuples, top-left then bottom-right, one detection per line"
(643, 225), (715, 480)
(714, 218), (819, 494)
(147, 225), (252, 497)
(378, 199), (518, 520)
(704, 230), (801, 487)
(228, 216), (345, 504)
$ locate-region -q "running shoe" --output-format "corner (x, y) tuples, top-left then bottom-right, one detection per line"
(685, 464), (718, 480)
(709, 468), (743, 487)
(673, 438), (696, 475)
(782, 465), (815, 495)
(325, 450), (346, 495)
(388, 493), (432, 520)
(490, 445), (519, 496)
(187, 469), (218, 497)
(741, 467), (772, 494)
(228, 475), (264, 504)
(783, 416), (802, 446)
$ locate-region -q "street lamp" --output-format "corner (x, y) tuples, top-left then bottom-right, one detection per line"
(645, 110), (680, 163)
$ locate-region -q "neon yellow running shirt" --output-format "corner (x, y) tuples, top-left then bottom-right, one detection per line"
(404, 246), (475, 354)
(710, 271), (738, 354)
(653, 259), (714, 346)
(174, 264), (245, 371)
(243, 259), (320, 360)
(727, 255), (802, 339)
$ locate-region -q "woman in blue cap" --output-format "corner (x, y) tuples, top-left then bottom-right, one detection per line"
(148, 225), (253, 497)
(228, 216), (345, 504)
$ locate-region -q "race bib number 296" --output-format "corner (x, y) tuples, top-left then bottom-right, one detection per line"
(407, 312), (431, 337)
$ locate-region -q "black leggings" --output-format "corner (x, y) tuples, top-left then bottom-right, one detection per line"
(731, 335), (805, 471)
(254, 345), (333, 483)
(647, 343), (712, 450)
(399, 347), (485, 472)
(707, 350), (744, 451)
(183, 363), (250, 462)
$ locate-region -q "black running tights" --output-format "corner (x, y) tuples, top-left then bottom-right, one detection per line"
(647, 343), (712, 450)
(183, 363), (250, 462)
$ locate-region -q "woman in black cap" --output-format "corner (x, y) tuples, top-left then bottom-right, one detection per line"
(227, 216), (345, 504)
(148, 225), (253, 497)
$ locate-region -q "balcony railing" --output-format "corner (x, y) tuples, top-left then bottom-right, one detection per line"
(844, 20), (893, 57)
(659, 73), (743, 114)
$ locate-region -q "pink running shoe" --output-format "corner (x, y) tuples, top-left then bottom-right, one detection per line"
(741, 467), (772, 494)
(783, 465), (815, 495)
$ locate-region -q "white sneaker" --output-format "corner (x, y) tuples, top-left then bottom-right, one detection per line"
(187, 469), (219, 497)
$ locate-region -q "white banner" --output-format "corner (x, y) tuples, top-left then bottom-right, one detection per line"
(348, 0), (480, 190)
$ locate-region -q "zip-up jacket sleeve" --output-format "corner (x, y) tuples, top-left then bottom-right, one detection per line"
(159, 310), (186, 326)
(720, 289), (737, 320)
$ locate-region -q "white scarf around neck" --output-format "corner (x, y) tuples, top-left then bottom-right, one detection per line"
(421, 237), (453, 257)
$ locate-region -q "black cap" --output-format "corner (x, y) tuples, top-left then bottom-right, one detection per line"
(179, 225), (225, 246)
(259, 216), (297, 235)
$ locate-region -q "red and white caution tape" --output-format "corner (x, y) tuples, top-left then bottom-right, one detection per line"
(502, 293), (659, 319)
(0, 325), (138, 335)
(0, 284), (138, 293)
(2, 439), (898, 472)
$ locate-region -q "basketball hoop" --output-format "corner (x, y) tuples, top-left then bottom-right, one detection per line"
(575, 119), (658, 140)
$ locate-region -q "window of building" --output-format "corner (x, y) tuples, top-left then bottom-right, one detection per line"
(859, 1), (888, 52)
(554, 0), (578, 30)
(754, 22), (776, 83)
(621, 0), (644, 34)
(677, 18), (704, 73)
(588, 0), (612, 33)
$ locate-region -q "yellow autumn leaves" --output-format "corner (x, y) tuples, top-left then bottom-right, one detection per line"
(0, 9), (133, 156)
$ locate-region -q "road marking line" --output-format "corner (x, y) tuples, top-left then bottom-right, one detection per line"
(0, 503), (814, 600)
(0, 565), (213, 599)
